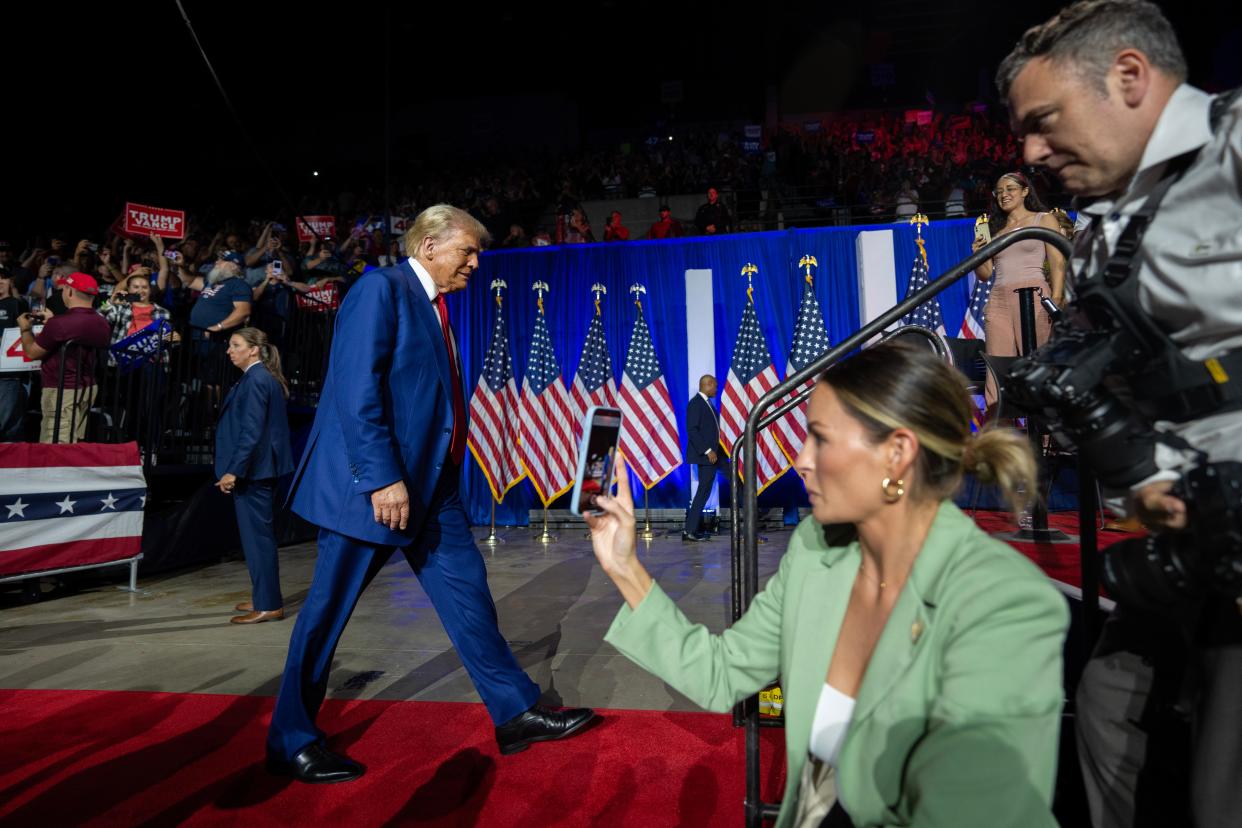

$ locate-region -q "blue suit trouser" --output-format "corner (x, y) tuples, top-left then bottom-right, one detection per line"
(234, 478), (282, 611)
(684, 456), (727, 535)
(266, 475), (541, 760)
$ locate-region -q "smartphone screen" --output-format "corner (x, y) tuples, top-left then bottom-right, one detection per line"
(570, 406), (622, 516)
(272, 260), (283, 274)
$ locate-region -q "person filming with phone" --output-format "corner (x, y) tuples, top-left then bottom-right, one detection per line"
(101, 271), (173, 350)
(16, 271), (110, 444)
(585, 341), (1070, 827)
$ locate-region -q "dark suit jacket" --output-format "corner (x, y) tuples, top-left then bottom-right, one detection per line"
(685, 394), (719, 465)
(214, 363), (294, 481)
(288, 260), (459, 546)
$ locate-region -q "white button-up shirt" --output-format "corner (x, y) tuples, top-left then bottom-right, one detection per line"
(1072, 84), (1242, 486)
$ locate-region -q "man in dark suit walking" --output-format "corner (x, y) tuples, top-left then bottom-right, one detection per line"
(683, 374), (726, 541)
(266, 205), (594, 784)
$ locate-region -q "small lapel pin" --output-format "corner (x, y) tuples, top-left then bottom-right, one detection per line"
(911, 620), (924, 644)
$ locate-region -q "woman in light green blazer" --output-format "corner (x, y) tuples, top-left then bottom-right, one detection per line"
(587, 342), (1070, 827)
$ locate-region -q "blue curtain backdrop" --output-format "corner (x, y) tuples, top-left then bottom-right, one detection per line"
(448, 218), (979, 525)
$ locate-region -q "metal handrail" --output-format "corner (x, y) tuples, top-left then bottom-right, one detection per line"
(736, 226), (1073, 828)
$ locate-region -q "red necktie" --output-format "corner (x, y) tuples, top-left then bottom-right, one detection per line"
(434, 294), (467, 466)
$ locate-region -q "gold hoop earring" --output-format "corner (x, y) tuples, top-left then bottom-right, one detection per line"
(882, 477), (905, 503)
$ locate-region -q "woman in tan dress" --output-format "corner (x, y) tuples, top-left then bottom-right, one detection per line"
(971, 172), (1066, 413)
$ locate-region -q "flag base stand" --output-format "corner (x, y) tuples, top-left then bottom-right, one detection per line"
(638, 488), (657, 540)
(535, 508), (557, 543)
(481, 502), (504, 546)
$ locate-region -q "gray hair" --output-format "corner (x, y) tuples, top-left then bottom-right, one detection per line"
(404, 204), (491, 257)
(996, 0), (1187, 99)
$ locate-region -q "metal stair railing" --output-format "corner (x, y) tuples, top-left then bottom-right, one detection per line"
(732, 227), (1073, 827)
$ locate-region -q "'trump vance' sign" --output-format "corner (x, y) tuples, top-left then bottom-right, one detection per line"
(296, 216), (337, 242)
(124, 202), (186, 239)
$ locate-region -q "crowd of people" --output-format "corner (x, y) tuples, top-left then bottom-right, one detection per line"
(0, 98), (1061, 447)
(278, 106), (1058, 248)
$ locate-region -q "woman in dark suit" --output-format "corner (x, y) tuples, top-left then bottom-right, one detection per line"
(215, 327), (294, 624)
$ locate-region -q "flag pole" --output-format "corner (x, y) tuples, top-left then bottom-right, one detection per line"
(482, 499), (503, 545)
(536, 505), (556, 543)
(638, 486), (656, 540)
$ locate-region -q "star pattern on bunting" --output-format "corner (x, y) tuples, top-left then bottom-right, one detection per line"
(56, 495), (77, 514)
(100, 493), (118, 511)
(5, 498), (27, 519)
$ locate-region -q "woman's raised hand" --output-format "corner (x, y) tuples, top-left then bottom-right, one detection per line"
(584, 459), (638, 579)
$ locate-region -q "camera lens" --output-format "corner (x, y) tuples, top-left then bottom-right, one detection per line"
(1102, 536), (1201, 612)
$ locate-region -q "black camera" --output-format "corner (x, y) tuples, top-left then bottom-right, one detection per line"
(1004, 323), (1160, 488)
(1001, 267), (1214, 489)
(1102, 462), (1242, 609)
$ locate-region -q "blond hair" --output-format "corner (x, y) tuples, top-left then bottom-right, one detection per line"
(232, 327), (289, 398)
(822, 341), (1038, 515)
(403, 204), (491, 259)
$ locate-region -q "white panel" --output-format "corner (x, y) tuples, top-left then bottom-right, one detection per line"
(684, 269), (719, 512)
(855, 230), (899, 334)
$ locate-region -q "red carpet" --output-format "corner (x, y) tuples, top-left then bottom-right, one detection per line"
(973, 510), (1142, 590)
(0, 689), (787, 827)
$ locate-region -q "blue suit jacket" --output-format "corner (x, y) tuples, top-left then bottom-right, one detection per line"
(288, 260), (457, 546)
(685, 394), (719, 464)
(214, 363), (295, 481)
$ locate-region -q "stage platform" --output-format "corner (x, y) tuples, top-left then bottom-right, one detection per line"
(0, 524), (786, 711)
(0, 509), (1127, 707)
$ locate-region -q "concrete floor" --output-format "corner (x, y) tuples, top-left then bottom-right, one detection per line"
(0, 527), (787, 712)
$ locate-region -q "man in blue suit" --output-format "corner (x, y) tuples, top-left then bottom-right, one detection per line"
(683, 374), (727, 541)
(266, 205), (595, 783)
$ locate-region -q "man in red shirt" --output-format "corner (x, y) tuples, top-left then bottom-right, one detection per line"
(646, 204), (682, 239)
(16, 271), (111, 443)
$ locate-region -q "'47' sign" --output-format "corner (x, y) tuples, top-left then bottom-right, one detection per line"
(1, 327), (42, 371)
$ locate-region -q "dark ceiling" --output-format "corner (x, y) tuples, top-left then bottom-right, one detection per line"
(3, 1), (1239, 237)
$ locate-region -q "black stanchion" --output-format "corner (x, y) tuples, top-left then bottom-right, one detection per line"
(1000, 286), (1074, 544)
(1076, 460), (1102, 676)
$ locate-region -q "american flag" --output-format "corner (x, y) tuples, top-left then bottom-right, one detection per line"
(0, 442), (145, 578)
(901, 242), (947, 336)
(959, 274), (992, 340)
(467, 284), (524, 502)
(617, 287), (681, 489)
(518, 287), (577, 506)
(773, 277), (832, 461)
(568, 288), (618, 442)
(720, 291), (790, 493)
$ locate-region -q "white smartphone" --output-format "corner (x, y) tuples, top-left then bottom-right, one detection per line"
(570, 406), (623, 516)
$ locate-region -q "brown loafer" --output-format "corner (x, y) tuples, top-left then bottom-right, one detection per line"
(230, 609), (284, 624)
(235, 601), (254, 612)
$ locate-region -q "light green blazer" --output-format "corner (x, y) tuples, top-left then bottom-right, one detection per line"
(605, 501), (1070, 827)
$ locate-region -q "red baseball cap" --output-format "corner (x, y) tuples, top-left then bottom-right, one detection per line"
(55, 271), (100, 295)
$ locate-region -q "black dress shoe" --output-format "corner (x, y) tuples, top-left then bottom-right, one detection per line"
(682, 532), (706, 542)
(495, 705), (596, 755)
(266, 743), (364, 783)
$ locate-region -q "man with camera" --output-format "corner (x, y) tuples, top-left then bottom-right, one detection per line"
(16, 271), (110, 443)
(999, 2), (1242, 825)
